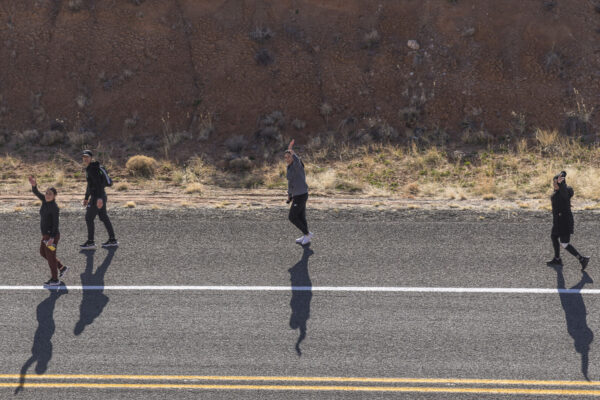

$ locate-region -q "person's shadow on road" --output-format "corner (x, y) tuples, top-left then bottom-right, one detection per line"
(15, 287), (68, 394)
(289, 246), (314, 356)
(74, 248), (117, 335)
(549, 264), (594, 380)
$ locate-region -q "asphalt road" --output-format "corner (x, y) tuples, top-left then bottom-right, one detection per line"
(1, 206), (599, 399)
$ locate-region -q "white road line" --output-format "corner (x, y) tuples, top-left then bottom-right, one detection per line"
(0, 285), (597, 294)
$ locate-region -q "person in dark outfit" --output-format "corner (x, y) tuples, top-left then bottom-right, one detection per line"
(547, 171), (590, 270)
(29, 176), (69, 286)
(285, 139), (313, 246)
(80, 150), (118, 250)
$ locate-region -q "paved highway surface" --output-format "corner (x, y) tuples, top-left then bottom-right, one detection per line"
(1, 207), (599, 399)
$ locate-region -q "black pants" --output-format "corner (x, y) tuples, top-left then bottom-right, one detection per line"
(551, 233), (580, 259)
(289, 193), (309, 235)
(86, 196), (115, 241)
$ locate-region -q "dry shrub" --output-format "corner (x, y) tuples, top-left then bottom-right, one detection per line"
(54, 170), (65, 187)
(116, 182), (129, 191)
(535, 128), (560, 152)
(228, 157), (253, 171)
(125, 155), (157, 177)
(306, 168), (337, 191)
(225, 135), (247, 153)
(185, 182), (203, 194)
(461, 129), (493, 145)
(40, 130), (65, 146)
(15, 129), (39, 145)
(124, 201), (136, 208)
(406, 182), (420, 195)
(186, 156), (217, 184)
(67, 131), (95, 147)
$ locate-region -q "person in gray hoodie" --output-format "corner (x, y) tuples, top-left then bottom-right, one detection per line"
(285, 139), (313, 245)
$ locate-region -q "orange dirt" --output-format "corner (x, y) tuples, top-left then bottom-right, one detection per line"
(0, 0), (598, 161)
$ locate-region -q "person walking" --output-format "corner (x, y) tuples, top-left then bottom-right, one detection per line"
(285, 139), (313, 246)
(79, 150), (118, 250)
(29, 176), (69, 286)
(547, 171), (590, 270)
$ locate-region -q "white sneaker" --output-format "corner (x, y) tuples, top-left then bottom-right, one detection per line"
(296, 236), (305, 244)
(301, 232), (313, 246)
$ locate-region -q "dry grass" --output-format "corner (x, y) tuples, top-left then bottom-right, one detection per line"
(126, 155), (157, 177)
(185, 182), (203, 194)
(54, 170), (65, 187)
(4, 128), (600, 203)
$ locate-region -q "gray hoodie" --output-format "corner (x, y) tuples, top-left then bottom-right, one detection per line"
(287, 154), (309, 197)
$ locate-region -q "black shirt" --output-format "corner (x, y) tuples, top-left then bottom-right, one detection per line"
(32, 186), (60, 237)
(85, 161), (106, 200)
(551, 182), (574, 235)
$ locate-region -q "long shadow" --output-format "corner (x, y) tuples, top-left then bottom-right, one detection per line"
(74, 248), (116, 335)
(549, 264), (594, 380)
(289, 246), (314, 356)
(15, 287), (68, 394)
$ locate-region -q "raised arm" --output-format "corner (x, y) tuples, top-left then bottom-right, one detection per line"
(288, 139), (302, 164)
(557, 176), (571, 200)
(29, 176), (44, 201)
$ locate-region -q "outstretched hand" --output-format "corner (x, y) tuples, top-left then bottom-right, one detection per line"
(288, 139), (295, 152)
(28, 176), (37, 186)
(557, 175), (565, 184)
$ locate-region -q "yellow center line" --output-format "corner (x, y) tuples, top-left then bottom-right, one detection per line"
(0, 374), (598, 387)
(3, 382), (600, 395)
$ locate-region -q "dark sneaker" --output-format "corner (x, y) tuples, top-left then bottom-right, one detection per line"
(580, 256), (590, 271)
(80, 240), (97, 250)
(44, 279), (61, 287)
(547, 257), (563, 266)
(102, 239), (119, 248)
(59, 266), (69, 278)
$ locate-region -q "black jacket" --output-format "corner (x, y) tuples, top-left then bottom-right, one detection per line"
(32, 186), (60, 238)
(551, 182), (574, 235)
(85, 161), (106, 200)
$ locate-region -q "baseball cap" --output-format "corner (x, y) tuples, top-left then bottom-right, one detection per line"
(82, 150), (93, 157)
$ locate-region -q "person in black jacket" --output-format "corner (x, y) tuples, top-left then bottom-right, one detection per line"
(547, 171), (590, 270)
(29, 176), (69, 286)
(80, 150), (118, 250)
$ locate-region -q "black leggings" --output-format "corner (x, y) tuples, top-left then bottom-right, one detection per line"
(289, 193), (309, 235)
(86, 196), (115, 241)
(551, 234), (580, 259)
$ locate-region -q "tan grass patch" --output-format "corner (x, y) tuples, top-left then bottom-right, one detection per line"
(125, 155), (158, 178)
(185, 182), (203, 194)
(116, 182), (129, 191)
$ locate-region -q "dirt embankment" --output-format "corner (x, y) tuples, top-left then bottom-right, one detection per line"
(0, 0), (599, 163)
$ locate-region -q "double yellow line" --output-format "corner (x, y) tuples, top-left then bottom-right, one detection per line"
(3, 374), (600, 395)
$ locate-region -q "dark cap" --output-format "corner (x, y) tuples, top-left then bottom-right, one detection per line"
(82, 150), (93, 158)
(48, 187), (57, 195)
